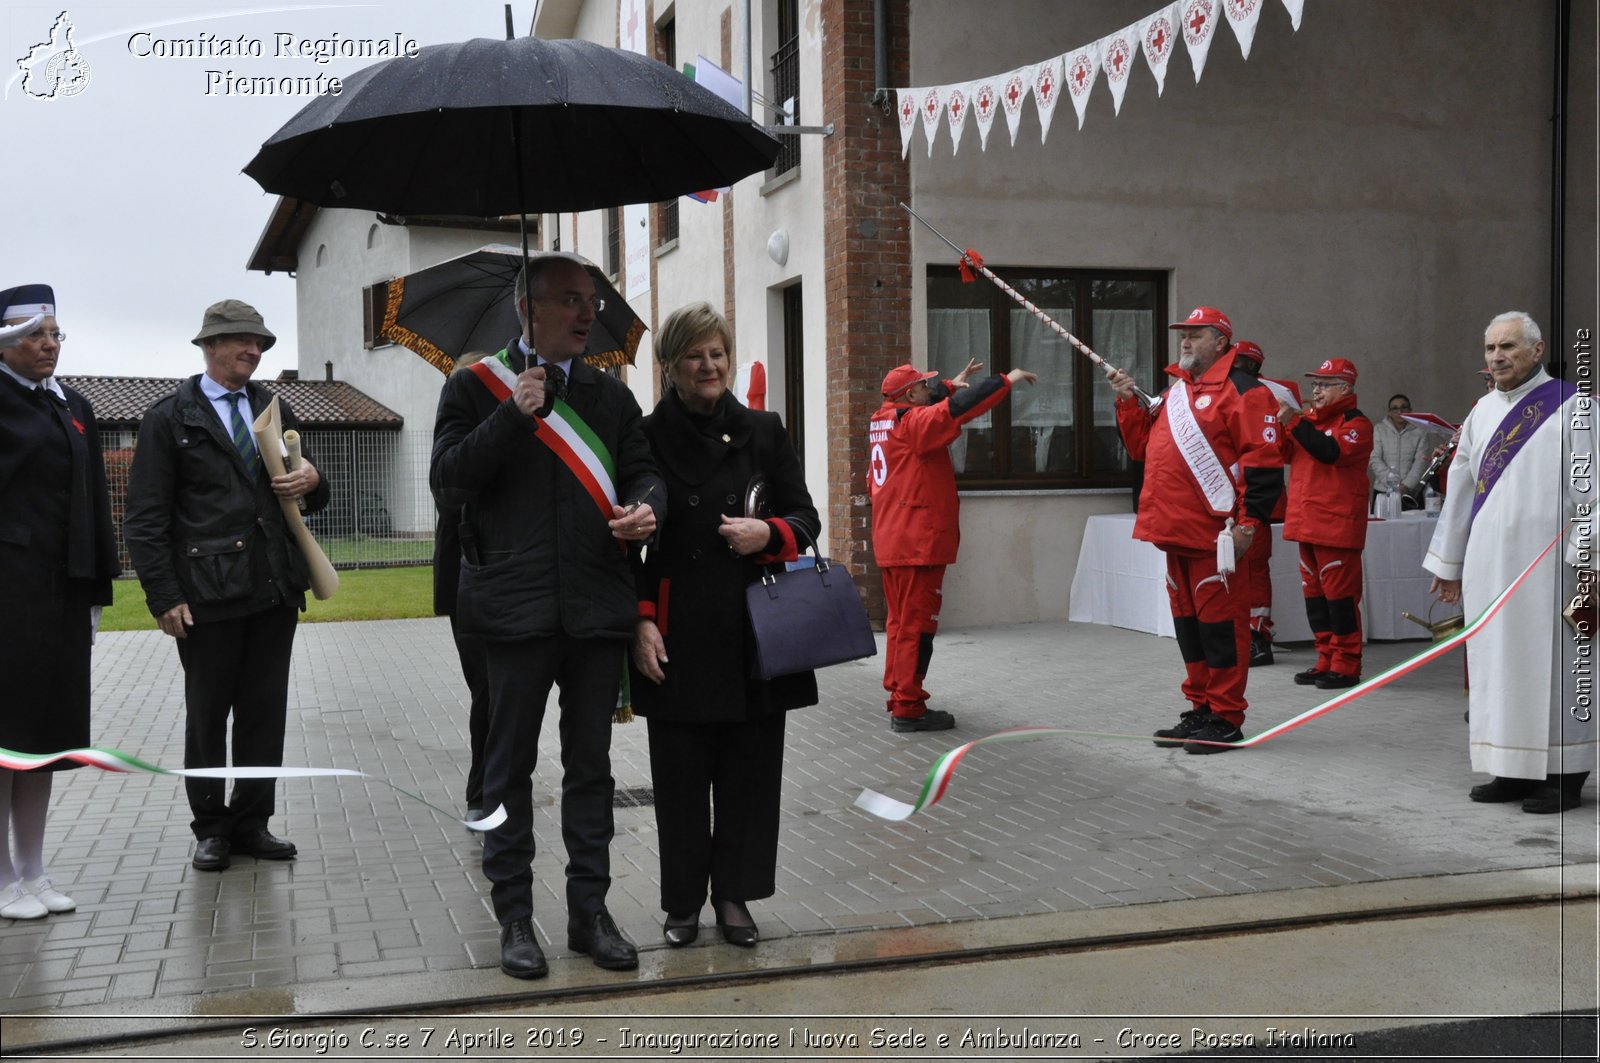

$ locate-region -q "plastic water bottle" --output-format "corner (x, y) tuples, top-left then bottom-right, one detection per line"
(1424, 484), (1442, 515)
(1384, 468), (1402, 520)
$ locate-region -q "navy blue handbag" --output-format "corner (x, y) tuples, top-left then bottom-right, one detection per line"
(745, 529), (877, 680)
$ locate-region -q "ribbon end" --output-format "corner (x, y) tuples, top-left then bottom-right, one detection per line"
(465, 804), (509, 832)
(853, 789), (917, 821)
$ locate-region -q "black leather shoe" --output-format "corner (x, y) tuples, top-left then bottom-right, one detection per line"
(1153, 707), (1212, 748)
(192, 836), (231, 871)
(1469, 776), (1538, 803)
(1294, 668), (1328, 686)
(567, 910), (638, 970)
(713, 899), (759, 948)
(1183, 717), (1245, 755)
(233, 830), (297, 860)
(1314, 672), (1360, 690)
(1248, 632), (1274, 667)
(1523, 787), (1583, 814)
(500, 918), (548, 979)
(663, 912), (700, 947)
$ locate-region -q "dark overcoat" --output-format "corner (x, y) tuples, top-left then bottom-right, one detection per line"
(0, 374), (119, 761)
(629, 388), (819, 723)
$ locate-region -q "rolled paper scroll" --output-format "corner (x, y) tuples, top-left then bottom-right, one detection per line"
(252, 396), (339, 600)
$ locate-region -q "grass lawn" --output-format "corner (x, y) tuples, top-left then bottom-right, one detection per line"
(101, 566), (437, 631)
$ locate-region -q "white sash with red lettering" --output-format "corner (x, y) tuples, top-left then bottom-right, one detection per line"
(1164, 380), (1236, 517)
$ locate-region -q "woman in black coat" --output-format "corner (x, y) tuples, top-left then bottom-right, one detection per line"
(630, 302), (818, 948)
(0, 285), (119, 920)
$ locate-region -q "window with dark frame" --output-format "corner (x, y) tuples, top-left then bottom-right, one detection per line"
(654, 15), (679, 246)
(769, 0), (800, 176)
(361, 281), (391, 349)
(925, 266), (1165, 488)
(604, 206), (621, 278)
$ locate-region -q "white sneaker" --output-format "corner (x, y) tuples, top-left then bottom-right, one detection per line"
(25, 876), (75, 914)
(0, 881), (47, 920)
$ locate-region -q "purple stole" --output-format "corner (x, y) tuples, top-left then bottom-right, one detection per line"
(1470, 377), (1575, 523)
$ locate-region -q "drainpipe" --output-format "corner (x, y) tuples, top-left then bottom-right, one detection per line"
(1549, 0), (1569, 377)
(871, 0), (889, 107)
(743, 0), (753, 118)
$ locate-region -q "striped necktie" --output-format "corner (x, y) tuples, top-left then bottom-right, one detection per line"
(224, 392), (262, 480)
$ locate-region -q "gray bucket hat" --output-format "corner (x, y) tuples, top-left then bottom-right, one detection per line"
(192, 299), (276, 350)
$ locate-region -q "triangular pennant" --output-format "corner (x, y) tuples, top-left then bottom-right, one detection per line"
(1224, 0), (1266, 59)
(1180, 0), (1220, 83)
(945, 82), (972, 155)
(999, 67), (1029, 146)
(895, 88), (918, 159)
(919, 85), (945, 157)
(1139, 3), (1179, 96)
(1098, 26), (1139, 115)
(1280, 0), (1305, 31)
(971, 78), (1000, 151)
(1063, 43), (1101, 130)
(1031, 56), (1065, 143)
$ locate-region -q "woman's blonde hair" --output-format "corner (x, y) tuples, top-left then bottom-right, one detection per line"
(656, 302), (732, 375)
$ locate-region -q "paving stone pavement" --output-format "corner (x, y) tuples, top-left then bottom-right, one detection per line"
(1, 618), (1594, 1014)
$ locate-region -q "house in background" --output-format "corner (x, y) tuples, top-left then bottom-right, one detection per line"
(246, 199), (530, 538)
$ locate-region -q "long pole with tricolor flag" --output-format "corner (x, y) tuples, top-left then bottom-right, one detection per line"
(900, 202), (1155, 410)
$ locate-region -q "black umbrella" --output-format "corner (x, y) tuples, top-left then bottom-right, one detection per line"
(244, 36), (780, 215)
(378, 246), (644, 373)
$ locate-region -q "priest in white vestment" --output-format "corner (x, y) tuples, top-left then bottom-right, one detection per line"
(1425, 311), (1596, 814)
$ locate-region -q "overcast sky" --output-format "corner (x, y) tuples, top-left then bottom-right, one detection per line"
(4, 1), (518, 379)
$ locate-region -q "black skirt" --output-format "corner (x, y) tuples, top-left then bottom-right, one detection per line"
(0, 562), (94, 770)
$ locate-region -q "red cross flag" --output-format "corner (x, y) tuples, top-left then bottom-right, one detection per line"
(1064, 43), (1100, 131)
(1000, 68), (1028, 146)
(919, 85), (946, 156)
(1224, 0), (1267, 59)
(1099, 25), (1138, 115)
(1181, 0), (1220, 83)
(1139, 3), (1179, 96)
(972, 79), (1000, 151)
(896, 88), (918, 158)
(1032, 55), (1065, 142)
(946, 84), (971, 154)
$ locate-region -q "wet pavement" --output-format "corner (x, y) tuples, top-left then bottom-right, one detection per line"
(1, 615), (1595, 1046)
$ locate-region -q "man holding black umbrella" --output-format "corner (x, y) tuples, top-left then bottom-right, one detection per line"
(431, 256), (662, 979)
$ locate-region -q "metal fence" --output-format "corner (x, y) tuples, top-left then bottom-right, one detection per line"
(106, 428), (437, 576)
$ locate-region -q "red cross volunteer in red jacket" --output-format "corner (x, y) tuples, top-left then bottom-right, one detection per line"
(1277, 358), (1374, 689)
(1108, 307), (1284, 753)
(868, 360), (1035, 733)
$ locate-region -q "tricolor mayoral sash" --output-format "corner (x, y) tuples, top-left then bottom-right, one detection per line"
(470, 353), (620, 528)
(1470, 377), (1575, 523)
(1164, 379), (1237, 517)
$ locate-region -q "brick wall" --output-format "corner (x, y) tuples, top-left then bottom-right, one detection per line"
(821, 0), (911, 624)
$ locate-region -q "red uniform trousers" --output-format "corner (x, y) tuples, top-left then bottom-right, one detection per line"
(1240, 527), (1274, 639)
(880, 565), (945, 719)
(1297, 543), (1364, 678)
(1164, 548), (1251, 726)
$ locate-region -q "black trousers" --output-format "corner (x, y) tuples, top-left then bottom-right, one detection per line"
(449, 614), (490, 809)
(646, 712), (786, 914)
(176, 605), (298, 840)
(480, 634), (620, 925)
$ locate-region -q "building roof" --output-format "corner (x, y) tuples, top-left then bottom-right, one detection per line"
(245, 196), (534, 274)
(60, 375), (403, 430)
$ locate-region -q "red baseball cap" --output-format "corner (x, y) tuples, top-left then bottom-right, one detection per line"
(882, 364), (938, 398)
(1168, 306), (1233, 339)
(1233, 340), (1264, 365)
(1305, 357), (1358, 384)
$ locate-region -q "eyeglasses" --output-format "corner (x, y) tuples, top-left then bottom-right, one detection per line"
(1388, 404), (1411, 411)
(24, 328), (66, 343)
(541, 294), (605, 313)
(1310, 381), (1348, 390)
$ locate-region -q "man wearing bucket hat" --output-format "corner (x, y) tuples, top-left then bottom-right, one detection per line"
(1275, 358), (1374, 690)
(125, 299), (329, 873)
(1108, 307), (1284, 753)
(867, 358), (1035, 733)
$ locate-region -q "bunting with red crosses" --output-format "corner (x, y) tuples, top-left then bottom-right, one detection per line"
(894, 0), (1305, 158)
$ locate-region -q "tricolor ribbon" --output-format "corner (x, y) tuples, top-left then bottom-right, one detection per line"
(855, 531), (1560, 822)
(0, 746), (507, 832)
